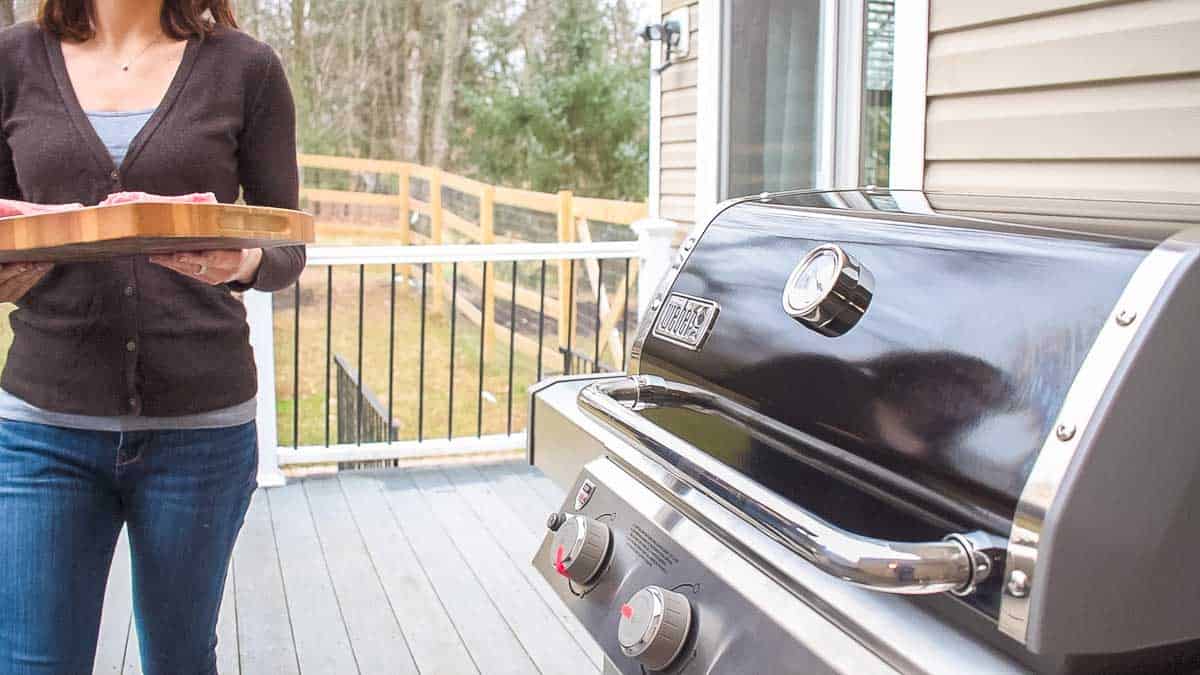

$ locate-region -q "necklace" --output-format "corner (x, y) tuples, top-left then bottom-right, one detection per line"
(115, 36), (163, 72)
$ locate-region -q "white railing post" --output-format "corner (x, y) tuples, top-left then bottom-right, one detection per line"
(631, 218), (679, 323)
(244, 289), (287, 488)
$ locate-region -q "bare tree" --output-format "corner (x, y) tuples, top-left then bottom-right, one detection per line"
(0, 0), (16, 28)
(291, 0), (306, 64)
(429, 0), (468, 168)
(398, 0), (425, 161)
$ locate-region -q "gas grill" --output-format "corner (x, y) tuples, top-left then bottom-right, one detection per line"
(528, 190), (1200, 674)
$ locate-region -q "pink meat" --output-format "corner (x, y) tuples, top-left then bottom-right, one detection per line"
(0, 199), (85, 218)
(99, 192), (219, 206)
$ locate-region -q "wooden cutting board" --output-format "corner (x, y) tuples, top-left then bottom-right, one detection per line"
(0, 202), (314, 262)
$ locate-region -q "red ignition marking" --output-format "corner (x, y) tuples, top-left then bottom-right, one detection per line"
(621, 604), (634, 619)
(554, 545), (568, 577)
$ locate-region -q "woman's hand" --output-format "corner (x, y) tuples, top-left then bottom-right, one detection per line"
(149, 249), (264, 286)
(0, 262), (53, 303)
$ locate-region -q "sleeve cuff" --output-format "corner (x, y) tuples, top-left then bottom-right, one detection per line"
(226, 246), (300, 292)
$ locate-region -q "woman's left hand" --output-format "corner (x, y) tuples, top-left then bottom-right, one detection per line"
(149, 249), (264, 286)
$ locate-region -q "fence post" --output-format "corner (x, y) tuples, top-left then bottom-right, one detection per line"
(556, 190), (575, 361)
(480, 185), (497, 352)
(244, 289), (287, 488)
(398, 163), (412, 246)
(631, 218), (678, 323)
(431, 170), (445, 312)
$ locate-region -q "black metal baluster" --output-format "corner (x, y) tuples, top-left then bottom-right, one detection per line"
(536, 260), (547, 381)
(324, 266), (332, 447)
(622, 257), (631, 371)
(356, 264), (365, 446)
(565, 259), (575, 375)
(387, 263), (396, 444)
(448, 262), (458, 440)
(506, 260), (517, 435)
(593, 258), (603, 373)
(477, 262), (487, 438)
(293, 281), (300, 449)
(418, 263), (427, 443)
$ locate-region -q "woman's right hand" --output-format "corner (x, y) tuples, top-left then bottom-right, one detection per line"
(0, 262), (53, 303)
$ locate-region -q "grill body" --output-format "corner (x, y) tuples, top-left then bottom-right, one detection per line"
(529, 191), (1200, 673)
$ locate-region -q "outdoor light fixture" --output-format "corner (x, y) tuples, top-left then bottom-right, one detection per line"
(638, 19), (684, 74)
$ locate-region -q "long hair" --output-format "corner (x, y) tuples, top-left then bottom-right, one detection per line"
(38, 0), (238, 42)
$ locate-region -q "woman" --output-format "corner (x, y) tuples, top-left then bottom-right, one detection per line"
(0, 0), (303, 672)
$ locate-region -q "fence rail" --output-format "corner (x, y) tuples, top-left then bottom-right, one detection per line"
(298, 154), (648, 357)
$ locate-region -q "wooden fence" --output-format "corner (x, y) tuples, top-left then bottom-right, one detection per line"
(297, 154), (648, 372)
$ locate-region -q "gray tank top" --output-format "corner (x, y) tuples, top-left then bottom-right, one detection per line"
(85, 108), (155, 165)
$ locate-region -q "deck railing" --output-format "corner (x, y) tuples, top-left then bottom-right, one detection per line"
(247, 228), (677, 486)
(243, 155), (671, 485)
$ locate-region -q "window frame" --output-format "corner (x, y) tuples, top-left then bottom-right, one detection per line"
(698, 0), (919, 208)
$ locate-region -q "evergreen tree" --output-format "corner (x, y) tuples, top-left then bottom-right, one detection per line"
(460, 0), (649, 200)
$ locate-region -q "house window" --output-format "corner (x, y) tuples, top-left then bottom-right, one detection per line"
(861, 0), (895, 187)
(724, 0), (828, 198)
(719, 0), (897, 198)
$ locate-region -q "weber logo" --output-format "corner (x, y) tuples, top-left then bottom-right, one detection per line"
(652, 293), (720, 351)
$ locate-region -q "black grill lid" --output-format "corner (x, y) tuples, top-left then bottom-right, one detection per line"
(636, 190), (1199, 533)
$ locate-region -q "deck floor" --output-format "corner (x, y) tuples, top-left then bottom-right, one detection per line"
(93, 459), (602, 674)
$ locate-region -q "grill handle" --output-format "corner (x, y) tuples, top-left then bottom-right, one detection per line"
(578, 375), (1007, 596)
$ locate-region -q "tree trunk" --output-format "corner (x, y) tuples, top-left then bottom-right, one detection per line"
(0, 0), (16, 28)
(398, 0), (425, 162)
(519, 0), (545, 83)
(429, 0), (467, 169)
(243, 0), (260, 38)
(291, 0), (305, 61)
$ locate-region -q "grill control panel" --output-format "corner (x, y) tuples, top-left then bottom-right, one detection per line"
(534, 458), (887, 674)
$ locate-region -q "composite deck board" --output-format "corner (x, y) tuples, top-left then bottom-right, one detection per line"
(94, 529), (133, 674)
(443, 465), (605, 669)
(302, 477), (418, 675)
(267, 483), (360, 674)
(378, 469), (539, 675)
(476, 462), (561, 541)
(514, 462), (570, 512)
(338, 472), (480, 675)
(410, 467), (597, 675)
(216, 568), (239, 675)
(93, 460), (595, 675)
(232, 491), (300, 675)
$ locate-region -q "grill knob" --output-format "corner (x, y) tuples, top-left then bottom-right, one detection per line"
(549, 514), (611, 585)
(617, 586), (692, 671)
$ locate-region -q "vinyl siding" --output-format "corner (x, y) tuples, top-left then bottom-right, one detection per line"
(658, 2), (701, 224)
(925, 0), (1200, 201)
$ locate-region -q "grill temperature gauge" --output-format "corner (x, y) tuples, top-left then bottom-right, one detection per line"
(782, 243), (874, 336)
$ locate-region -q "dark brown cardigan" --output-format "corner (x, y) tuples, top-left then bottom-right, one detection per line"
(0, 21), (305, 416)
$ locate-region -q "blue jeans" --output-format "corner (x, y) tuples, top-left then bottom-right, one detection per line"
(0, 419), (258, 675)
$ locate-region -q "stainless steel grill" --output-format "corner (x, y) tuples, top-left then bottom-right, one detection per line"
(527, 190), (1200, 674)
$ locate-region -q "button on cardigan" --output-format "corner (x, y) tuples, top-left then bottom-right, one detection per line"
(0, 22), (305, 416)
